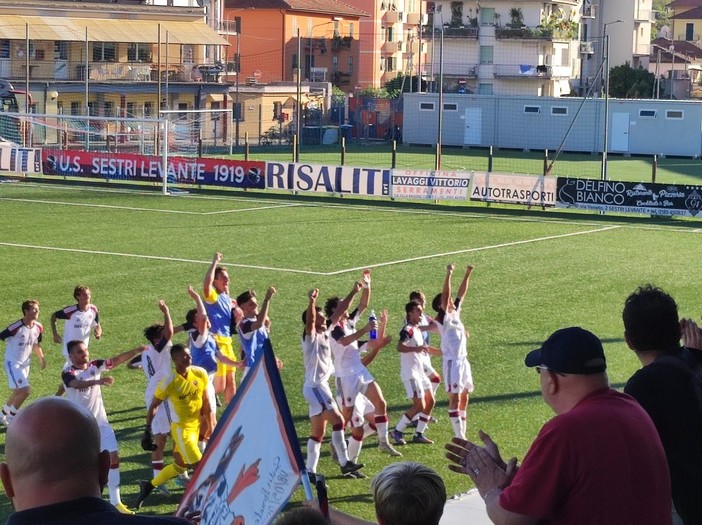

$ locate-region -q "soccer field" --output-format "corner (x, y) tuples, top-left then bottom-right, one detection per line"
(0, 181), (700, 521)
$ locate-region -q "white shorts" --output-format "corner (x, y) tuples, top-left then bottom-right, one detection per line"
(204, 372), (216, 415)
(147, 388), (175, 436)
(99, 423), (119, 453)
(402, 374), (431, 400)
(303, 383), (339, 417)
(334, 368), (374, 408)
(4, 360), (30, 390)
(443, 357), (474, 394)
(423, 360), (440, 379)
(339, 393), (376, 428)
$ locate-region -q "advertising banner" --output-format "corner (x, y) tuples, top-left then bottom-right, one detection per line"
(470, 172), (556, 207)
(266, 161), (390, 196)
(390, 169), (471, 200)
(0, 146), (42, 174)
(42, 149), (265, 189)
(556, 178), (702, 217)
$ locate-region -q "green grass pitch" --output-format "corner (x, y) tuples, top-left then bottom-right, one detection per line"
(0, 181), (700, 521)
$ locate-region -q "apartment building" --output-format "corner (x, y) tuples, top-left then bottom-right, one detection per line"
(0, 0), (228, 118)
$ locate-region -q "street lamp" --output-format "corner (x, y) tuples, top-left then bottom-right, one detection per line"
(601, 19), (623, 182)
(669, 44), (675, 100)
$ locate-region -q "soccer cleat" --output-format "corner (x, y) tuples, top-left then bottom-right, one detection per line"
(340, 460), (364, 475)
(412, 433), (434, 444)
(343, 469), (368, 479)
(155, 484), (171, 496)
(115, 502), (135, 515)
(391, 429), (406, 446)
(134, 480), (154, 509)
(378, 441), (402, 457)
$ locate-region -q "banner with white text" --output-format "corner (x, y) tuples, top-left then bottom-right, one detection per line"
(390, 169), (471, 200)
(177, 339), (305, 525)
(0, 146), (42, 174)
(471, 172), (556, 207)
(556, 178), (702, 217)
(265, 161), (390, 196)
(41, 149), (265, 189)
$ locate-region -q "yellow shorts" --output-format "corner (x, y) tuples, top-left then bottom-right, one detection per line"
(214, 334), (236, 377)
(171, 422), (202, 466)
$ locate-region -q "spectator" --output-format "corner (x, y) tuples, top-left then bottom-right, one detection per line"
(623, 284), (702, 525)
(446, 326), (673, 525)
(309, 462), (446, 525)
(276, 507), (331, 525)
(0, 397), (189, 524)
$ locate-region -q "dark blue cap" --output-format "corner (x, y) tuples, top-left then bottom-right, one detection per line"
(525, 327), (607, 375)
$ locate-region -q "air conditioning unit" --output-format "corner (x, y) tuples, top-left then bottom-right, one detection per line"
(582, 5), (596, 18)
(579, 41), (594, 55)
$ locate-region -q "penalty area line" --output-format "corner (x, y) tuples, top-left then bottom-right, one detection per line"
(326, 225), (623, 276)
(0, 243), (326, 276)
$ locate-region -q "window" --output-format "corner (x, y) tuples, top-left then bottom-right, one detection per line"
(478, 83), (493, 95)
(552, 106), (568, 115)
(479, 46), (493, 65)
(126, 102), (136, 118)
(524, 105), (541, 114)
(233, 102), (244, 121)
(444, 103), (458, 111)
(560, 48), (570, 66)
(666, 110), (683, 119)
(639, 109), (657, 118)
(234, 16), (242, 33)
(128, 43), (151, 62)
(387, 26), (395, 42)
(273, 101), (282, 120)
(92, 42), (116, 62)
(333, 21), (340, 38)
(349, 23), (354, 37)
(348, 56), (353, 74)
(0, 40), (8, 59)
(292, 53), (298, 71)
(292, 18), (298, 35)
(70, 101), (80, 116)
(332, 55), (338, 73)
(385, 56), (396, 71)
(420, 102), (435, 110)
(144, 102), (153, 117)
(54, 41), (68, 60)
(104, 102), (114, 118)
(686, 23), (693, 41)
(480, 7), (495, 26)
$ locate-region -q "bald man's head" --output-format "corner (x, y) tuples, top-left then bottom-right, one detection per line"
(1, 397), (108, 510)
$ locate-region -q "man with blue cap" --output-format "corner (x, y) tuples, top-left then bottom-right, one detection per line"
(446, 326), (673, 525)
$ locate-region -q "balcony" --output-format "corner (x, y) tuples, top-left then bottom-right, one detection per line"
(405, 13), (427, 25)
(421, 25), (478, 39)
(493, 64), (552, 78)
(634, 9), (653, 23)
(633, 43), (651, 56)
(383, 10), (401, 24)
(421, 63), (478, 78)
(3, 59), (225, 83)
(218, 20), (239, 34)
(382, 40), (402, 53)
(495, 25), (577, 41)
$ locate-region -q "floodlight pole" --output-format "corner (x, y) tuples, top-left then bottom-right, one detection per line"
(601, 20), (622, 182)
(435, 24), (444, 170)
(296, 28), (301, 162)
(235, 30), (241, 147)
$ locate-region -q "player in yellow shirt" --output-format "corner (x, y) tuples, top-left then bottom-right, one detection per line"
(135, 343), (212, 509)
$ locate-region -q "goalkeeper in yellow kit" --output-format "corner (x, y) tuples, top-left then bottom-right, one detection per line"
(135, 343), (212, 509)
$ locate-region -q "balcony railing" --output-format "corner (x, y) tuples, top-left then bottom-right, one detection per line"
(421, 63), (478, 77)
(493, 64), (552, 78)
(495, 25), (577, 41)
(0, 59), (226, 83)
(421, 25), (479, 39)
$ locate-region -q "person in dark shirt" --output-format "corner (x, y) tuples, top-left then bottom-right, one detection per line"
(623, 284), (702, 525)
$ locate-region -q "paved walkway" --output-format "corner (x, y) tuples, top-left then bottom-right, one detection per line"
(440, 489), (492, 525)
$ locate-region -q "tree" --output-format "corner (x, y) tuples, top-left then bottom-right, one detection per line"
(609, 62), (655, 98)
(652, 0), (670, 37)
(384, 75), (426, 98)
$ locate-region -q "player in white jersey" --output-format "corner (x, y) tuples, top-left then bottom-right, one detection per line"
(302, 288), (365, 480)
(409, 290), (442, 394)
(236, 287), (284, 375)
(63, 339), (145, 514)
(325, 270), (400, 460)
(430, 264), (475, 439)
(50, 285), (102, 358)
(392, 301), (441, 446)
(142, 300), (178, 490)
(0, 300), (45, 424)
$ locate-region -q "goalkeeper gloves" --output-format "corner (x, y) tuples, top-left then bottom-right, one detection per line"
(141, 427), (157, 451)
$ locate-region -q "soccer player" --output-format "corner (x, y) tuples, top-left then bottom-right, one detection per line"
(431, 263), (475, 439)
(50, 285), (102, 358)
(0, 300), (45, 424)
(183, 285), (242, 448)
(203, 252), (238, 403)
(142, 300), (178, 493)
(325, 270), (400, 459)
(409, 290), (442, 396)
(63, 339), (146, 514)
(302, 288), (365, 480)
(392, 300), (441, 445)
(136, 344), (212, 510)
(236, 286), (284, 375)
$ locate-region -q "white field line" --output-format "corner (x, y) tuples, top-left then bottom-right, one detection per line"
(2, 182), (701, 234)
(202, 203), (305, 215)
(327, 225), (623, 275)
(0, 226), (620, 277)
(0, 197), (202, 215)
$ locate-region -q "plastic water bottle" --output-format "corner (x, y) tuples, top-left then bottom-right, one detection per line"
(369, 310), (377, 340)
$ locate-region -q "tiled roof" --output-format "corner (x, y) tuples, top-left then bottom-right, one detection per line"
(651, 37), (700, 61)
(672, 4), (702, 17)
(226, 0), (369, 17)
(667, 0), (702, 8)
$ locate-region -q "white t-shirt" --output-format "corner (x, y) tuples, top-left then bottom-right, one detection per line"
(0, 320), (43, 365)
(435, 307), (467, 361)
(302, 325), (334, 388)
(62, 359), (112, 426)
(54, 304), (99, 357)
